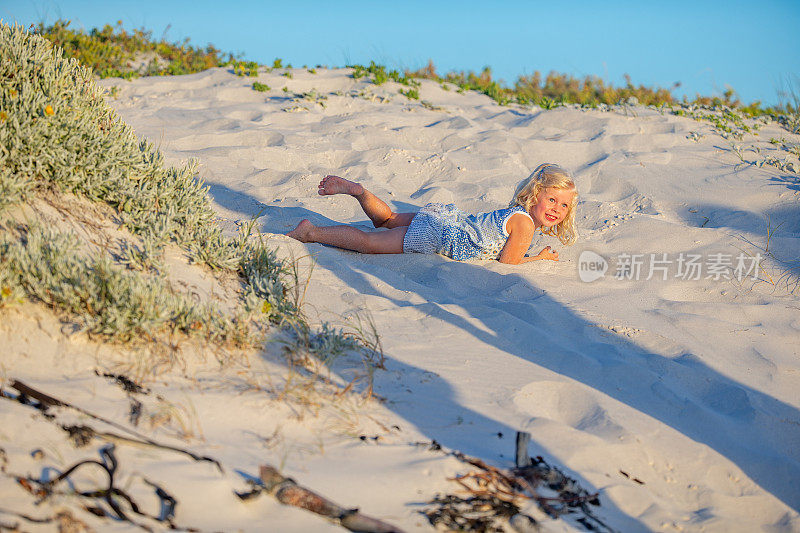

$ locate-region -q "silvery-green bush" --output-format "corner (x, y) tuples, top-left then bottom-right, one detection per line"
(0, 224), (251, 344)
(0, 22), (299, 340)
(0, 22), (236, 269)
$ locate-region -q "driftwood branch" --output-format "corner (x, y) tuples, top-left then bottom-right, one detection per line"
(10, 380), (67, 408)
(258, 465), (404, 533)
(7, 379), (222, 471)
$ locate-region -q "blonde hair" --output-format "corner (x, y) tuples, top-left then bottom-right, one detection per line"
(510, 163), (578, 245)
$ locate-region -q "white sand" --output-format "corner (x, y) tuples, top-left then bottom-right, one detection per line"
(2, 65), (799, 531)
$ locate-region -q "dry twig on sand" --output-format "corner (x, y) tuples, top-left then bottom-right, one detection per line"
(420, 435), (613, 532)
(234, 465), (403, 532)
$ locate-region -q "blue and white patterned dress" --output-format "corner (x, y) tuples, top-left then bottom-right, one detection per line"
(402, 203), (533, 260)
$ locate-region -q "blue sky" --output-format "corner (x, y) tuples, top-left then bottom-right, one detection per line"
(4, 0), (799, 106)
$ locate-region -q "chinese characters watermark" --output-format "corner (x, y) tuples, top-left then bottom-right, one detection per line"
(578, 251), (762, 283)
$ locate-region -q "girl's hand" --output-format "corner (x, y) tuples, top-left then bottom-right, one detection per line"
(534, 246), (559, 261)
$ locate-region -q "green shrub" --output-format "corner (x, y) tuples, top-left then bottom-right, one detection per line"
(252, 81), (270, 92)
(0, 21), (384, 399)
(348, 61), (416, 87)
(36, 20), (234, 78)
(0, 22), (240, 270)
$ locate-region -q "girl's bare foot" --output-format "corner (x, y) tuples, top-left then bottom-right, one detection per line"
(318, 175), (364, 196)
(287, 219), (315, 242)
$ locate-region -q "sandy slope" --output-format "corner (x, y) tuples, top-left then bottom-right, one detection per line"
(2, 65), (798, 532)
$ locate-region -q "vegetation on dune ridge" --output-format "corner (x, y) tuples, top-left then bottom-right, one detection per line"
(34, 19), (238, 79)
(404, 61), (800, 130)
(0, 22), (384, 385)
(409, 60), (726, 108)
(33, 19), (799, 123)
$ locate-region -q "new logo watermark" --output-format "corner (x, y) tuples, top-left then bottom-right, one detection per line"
(578, 251), (608, 282)
(577, 250), (762, 283)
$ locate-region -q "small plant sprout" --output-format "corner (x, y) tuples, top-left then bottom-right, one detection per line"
(420, 100), (443, 111)
(400, 88), (419, 100)
(252, 81), (270, 92)
(730, 142), (745, 161)
(229, 60), (259, 77)
(373, 68), (388, 85)
(539, 97), (557, 110)
(351, 65), (367, 80)
(295, 89), (327, 108)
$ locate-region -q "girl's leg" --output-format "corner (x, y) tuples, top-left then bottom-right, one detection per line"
(318, 175), (415, 228)
(288, 220), (407, 254)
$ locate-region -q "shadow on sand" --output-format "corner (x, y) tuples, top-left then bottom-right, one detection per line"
(210, 182), (800, 528)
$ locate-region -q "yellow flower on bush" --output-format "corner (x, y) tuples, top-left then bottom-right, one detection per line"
(1, 287), (11, 298)
(261, 301), (271, 314)
(44, 104), (54, 115)
(0, 111), (7, 122)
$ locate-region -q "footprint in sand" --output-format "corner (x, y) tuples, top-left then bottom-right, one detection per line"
(514, 381), (629, 442)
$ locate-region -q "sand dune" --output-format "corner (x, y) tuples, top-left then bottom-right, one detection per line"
(107, 66), (799, 530)
(2, 64), (798, 531)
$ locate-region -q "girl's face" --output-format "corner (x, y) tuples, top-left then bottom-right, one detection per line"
(531, 187), (575, 228)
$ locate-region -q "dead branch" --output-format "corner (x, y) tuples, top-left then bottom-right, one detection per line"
(14, 445), (178, 532)
(6, 380), (222, 471)
(257, 465), (404, 533)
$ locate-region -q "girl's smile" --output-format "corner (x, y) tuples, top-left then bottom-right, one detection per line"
(532, 187), (575, 229)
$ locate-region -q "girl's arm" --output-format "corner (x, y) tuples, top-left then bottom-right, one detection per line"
(498, 213), (559, 264)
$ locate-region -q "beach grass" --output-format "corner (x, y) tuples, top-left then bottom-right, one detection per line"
(0, 221), (254, 345)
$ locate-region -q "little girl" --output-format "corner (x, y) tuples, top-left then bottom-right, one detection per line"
(287, 163), (578, 265)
